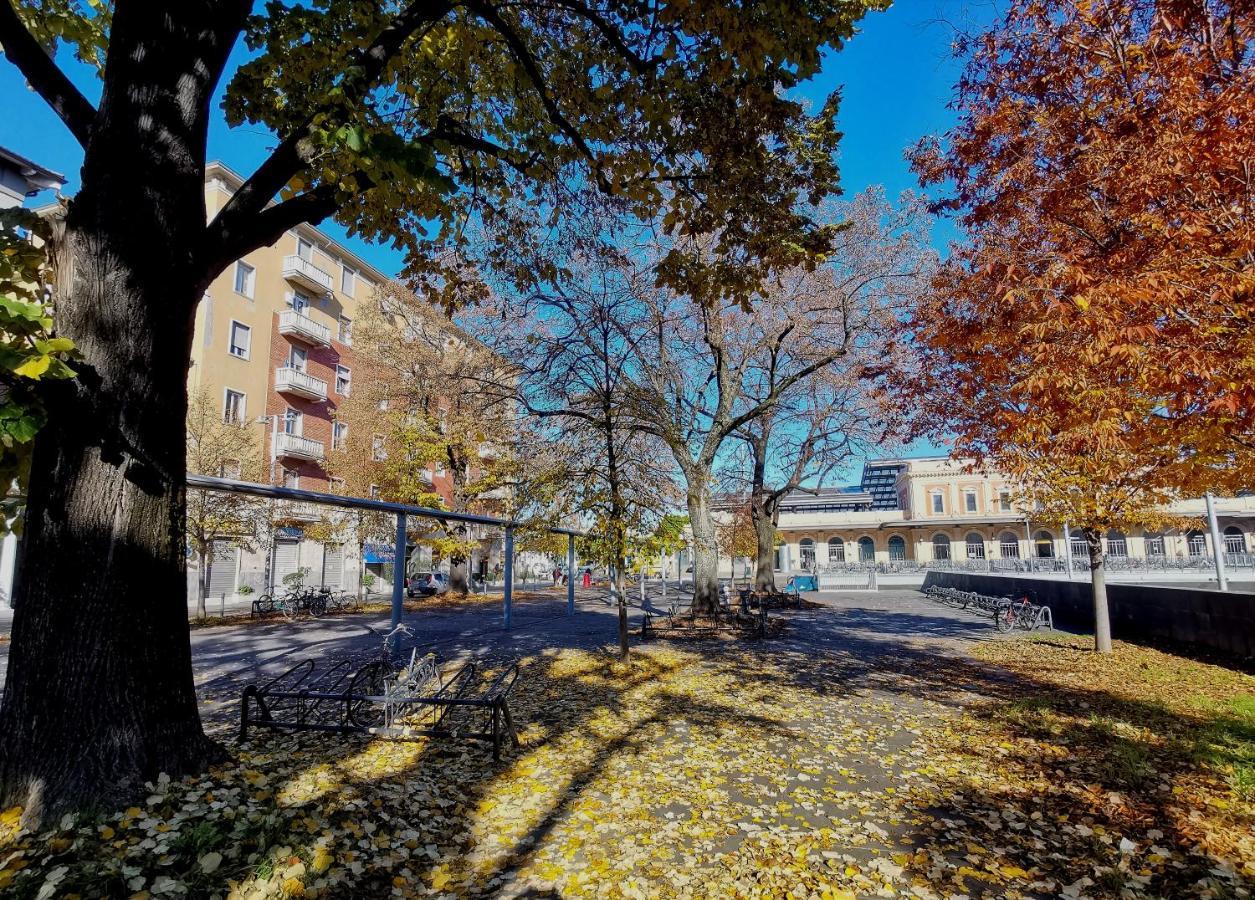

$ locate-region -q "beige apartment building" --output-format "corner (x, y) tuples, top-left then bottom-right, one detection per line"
(713, 456), (1255, 585)
(189, 162), (462, 602)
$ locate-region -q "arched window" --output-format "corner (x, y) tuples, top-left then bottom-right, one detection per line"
(827, 537), (845, 563)
(1033, 529), (1055, 558)
(999, 531), (1020, 559)
(857, 536), (875, 562)
(965, 532), (985, 560)
(1144, 532), (1166, 556)
(932, 534), (951, 561)
(1224, 526), (1246, 555)
(887, 535), (906, 561)
(1105, 530), (1127, 558)
(1187, 530), (1207, 556)
(799, 538), (815, 569)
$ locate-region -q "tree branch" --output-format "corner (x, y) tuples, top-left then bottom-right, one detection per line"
(0, 0), (96, 146)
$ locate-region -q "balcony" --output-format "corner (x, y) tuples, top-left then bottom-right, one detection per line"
(276, 500), (325, 520)
(281, 254), (333, 293)
(278, 309), (331, 346)
(274, 366), (328, 401)
(274, 432), (325, 462)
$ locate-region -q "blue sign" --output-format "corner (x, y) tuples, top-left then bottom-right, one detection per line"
(364, 543), (394, 564)
(277, 526), (304, 539)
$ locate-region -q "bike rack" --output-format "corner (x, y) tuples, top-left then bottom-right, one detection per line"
(240, 655), (522, 760)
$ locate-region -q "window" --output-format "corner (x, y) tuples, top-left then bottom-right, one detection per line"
(1187, 530), (1207, 556)
(998, 490), (1013, 513)
(932, 534), (951, 561)
(930, 491), (944, 514)
(340, 264), (357, 296)
(1144, 532), (1166, 556)
(966, 533), (985, 559)
(372, 433), (387, 461)
(858, 536), (875, 562)
(338, 315), (353, 345)
(223, 389), (246, 424)
(1033, 529), (1055, 558)
(368, 484), (381, 499)
(328, 477), (345, 493)
(827, 538), (845, 563)
(296, 236), (313, 261)
(799, 538), (815, 570)
(887, 535), (906, 561)
(999, 531), (1020, 559)
(282, 408), (301, 435)
(1223, 526), (1246, 555)
(335, 365), (351, 396)
(332, 422), (348, 451)
(228, 321), (251, 358)
(282, 468), (299, 489)
(289, 346), (307, 372)
(220, 459), (241, 479)
(964, 490), (978, 513)
(234, 261), (255, 298)
(1070, 534), (1088, 559)
(1105, 530), (1127, 558)
(434, 461), (446, 477)
(288, 290), (311, 314)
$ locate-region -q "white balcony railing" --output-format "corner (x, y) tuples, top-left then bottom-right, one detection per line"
(281, 254), (334, 293)
(278, 308), (331, 346)
(274, 366), (328, 401)
(274, 432), (325, 461)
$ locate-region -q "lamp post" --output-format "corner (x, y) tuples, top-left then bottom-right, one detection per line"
(1205, 493), (1229, 592)
(255, 414), (281, 484)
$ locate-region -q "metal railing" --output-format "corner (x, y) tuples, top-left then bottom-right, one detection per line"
(186, 474), (583, 631)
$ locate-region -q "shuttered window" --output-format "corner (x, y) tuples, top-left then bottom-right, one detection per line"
(322, 544), (344, 589)
(208, 541), (239, 597)
(272, 539), (301, 589)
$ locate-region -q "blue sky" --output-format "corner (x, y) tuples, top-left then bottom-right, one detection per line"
(0, 1), (991, 478)
(0, 1), (991, 272)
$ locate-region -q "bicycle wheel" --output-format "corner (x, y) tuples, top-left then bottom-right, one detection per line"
(347, 661), (388, 728)
(995, 606), (1015, 633)
(309, 595), (328, 618)
(280, 598), (296, 621)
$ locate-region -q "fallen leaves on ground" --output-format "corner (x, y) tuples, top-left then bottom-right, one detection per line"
(1, 632), (1252, 898)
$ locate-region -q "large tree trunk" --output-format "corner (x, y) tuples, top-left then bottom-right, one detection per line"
(686, 484), (720, 613)
(0, 2), (243, 818)
(750, 492), (777, 594)
(1085, 528), (1112, 653)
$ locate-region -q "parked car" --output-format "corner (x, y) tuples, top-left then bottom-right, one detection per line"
(406, 572), (448, 598)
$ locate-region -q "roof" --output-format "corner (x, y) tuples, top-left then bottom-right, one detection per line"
(205, 161), (390, 285)
(877, 515), (1028, 530)
(0, 145), (65, 193)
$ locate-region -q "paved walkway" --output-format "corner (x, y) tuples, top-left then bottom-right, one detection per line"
(187, 587), (1002, 731)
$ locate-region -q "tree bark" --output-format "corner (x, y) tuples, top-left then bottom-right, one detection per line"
(197, 548), (211, 620)
(1085, 528), (1112, 653)
(0, 1), (246, 817)
(686, 483), (721, 613)
(750, 491), (778, 593)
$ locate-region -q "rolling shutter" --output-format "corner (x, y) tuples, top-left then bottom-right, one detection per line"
(272, 539), (300, 589)
(208, 541), (238, 596)
(322, 544), (344, 589)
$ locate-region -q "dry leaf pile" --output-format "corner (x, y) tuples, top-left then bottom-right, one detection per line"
(1, 634), (1252, 898)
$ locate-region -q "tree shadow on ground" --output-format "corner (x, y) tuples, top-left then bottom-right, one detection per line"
(5, 600), (1251, 897)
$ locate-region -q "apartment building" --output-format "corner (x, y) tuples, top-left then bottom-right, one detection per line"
(188, 162), (465, 600)
(717, 456), (1255, 579)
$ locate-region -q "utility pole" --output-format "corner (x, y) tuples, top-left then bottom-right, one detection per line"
(1205, 493), (1229, 592)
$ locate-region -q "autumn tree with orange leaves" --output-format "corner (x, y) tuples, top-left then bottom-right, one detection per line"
(901, 0), (1253, 651)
